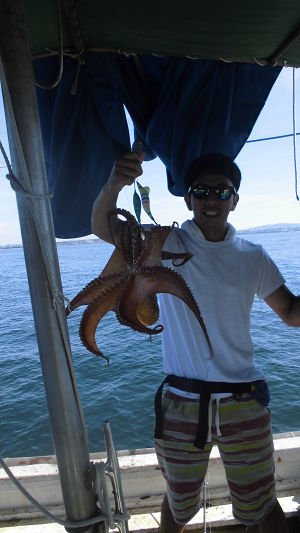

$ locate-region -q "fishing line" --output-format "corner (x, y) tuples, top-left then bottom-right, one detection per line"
(123, 186), (133, 213)
(207, 457), (212, 533)
(203, 479), (207, 533)
(202, 450), (212, 533)
(292, 67), (299, 200)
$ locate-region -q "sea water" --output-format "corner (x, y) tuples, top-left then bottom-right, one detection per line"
(0, 230), (300, 458)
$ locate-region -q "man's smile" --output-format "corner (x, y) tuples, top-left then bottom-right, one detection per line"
(202, 209), (219, 217)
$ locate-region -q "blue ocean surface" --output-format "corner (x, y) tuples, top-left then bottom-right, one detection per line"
(0, 230), (300, 458)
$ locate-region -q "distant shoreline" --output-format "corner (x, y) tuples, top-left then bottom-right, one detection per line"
(238, 226), (300, 235)
(0, 238), (104, 250)
(1, 225), (300, 249)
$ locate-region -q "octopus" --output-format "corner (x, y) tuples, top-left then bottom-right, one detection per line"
(66, 209), (212, 363)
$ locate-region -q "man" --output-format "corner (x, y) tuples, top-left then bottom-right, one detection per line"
(92, 151), (300, 533)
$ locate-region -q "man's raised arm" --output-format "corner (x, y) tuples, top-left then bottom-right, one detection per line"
(91, 152), (144, 245)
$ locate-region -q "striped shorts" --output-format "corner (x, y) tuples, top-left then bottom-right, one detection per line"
(154, 390), (276, 526)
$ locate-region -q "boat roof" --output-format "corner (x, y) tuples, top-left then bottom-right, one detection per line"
(27, 0), (300, 66)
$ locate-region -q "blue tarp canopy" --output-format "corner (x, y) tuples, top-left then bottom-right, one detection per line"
(35, 53), (280, 238)
(23, 0), (300, 237)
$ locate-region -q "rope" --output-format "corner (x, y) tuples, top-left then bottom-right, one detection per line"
(0, 456), (123, 528)
(3, 158), (53, 200)
(246, 132), (300, 143)
(35, 0), (64, 90)
(34, 0), (85, 94)
(0, 139), (12, 172)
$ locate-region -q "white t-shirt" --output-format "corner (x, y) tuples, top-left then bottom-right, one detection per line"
(159, 220), (285, 386)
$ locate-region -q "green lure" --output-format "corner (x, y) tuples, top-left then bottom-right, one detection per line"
(131, 137), (158, 225)
(133, 181), (158, 225)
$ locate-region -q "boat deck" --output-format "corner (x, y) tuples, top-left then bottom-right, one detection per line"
(0, 507), (299, 533)
(1, 432), (299, 532)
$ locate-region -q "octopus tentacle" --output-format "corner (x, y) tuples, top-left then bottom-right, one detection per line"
(116, 299), (164, 335)
(79, 281), (126, 363)
(109, 208), (144, 266)
(120, 220), (141, 266)
(66, 246), (128, 316)
(66, 272), (127, 315)
(137, 225), (171, 267)
(161, 250), (193, 266)
(109, 208), (139, 228)
(135, 266), (213, 356)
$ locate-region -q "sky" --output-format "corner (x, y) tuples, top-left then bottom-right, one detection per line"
(0, 67), (299, 245)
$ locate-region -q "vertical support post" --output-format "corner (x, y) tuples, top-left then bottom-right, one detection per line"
(0, 2), (99, 531)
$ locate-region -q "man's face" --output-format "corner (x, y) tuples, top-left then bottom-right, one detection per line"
(184, 172), (239, 239)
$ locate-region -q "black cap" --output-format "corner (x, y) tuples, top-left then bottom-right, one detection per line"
(184, 153), (241, 192)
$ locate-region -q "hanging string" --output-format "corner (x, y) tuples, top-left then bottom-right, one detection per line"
(292, 68), (299, 201)
(35, 0), (64, 90)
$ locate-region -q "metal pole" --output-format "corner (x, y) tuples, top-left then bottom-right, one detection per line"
(0, 2), (99, 531)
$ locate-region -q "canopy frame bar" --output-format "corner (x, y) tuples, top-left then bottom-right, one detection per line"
(268, 20), (300, 65)
(0, 2), (100, 531)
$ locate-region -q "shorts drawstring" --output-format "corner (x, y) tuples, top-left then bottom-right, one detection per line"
(154, 375), (253, 449)
(215, 398), (222, 436)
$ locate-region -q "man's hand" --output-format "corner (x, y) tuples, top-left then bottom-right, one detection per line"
(91, 151), (145, 244)
(107, 152), (145, 193)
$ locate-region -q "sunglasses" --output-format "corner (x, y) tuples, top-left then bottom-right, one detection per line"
(188, 184), (237, 200)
